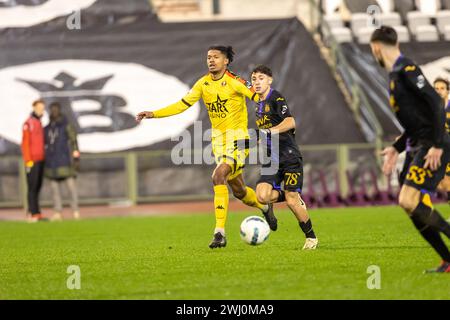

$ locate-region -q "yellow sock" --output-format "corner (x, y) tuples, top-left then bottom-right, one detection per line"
(214, 185), (229, 229)
(422, 193), (433, 209)
(241, 187), (268, 212)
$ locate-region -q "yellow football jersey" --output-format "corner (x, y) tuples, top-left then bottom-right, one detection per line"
(153, 70), (258, 142)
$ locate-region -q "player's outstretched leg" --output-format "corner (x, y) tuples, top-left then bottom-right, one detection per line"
(285, 191), (318, 250)
(228, 175), (276, 229)
(399, 185), (450, 273)
(255, 182), (282, 231)
(209, 163), (231, 249)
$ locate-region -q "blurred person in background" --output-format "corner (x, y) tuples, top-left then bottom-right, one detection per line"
(433, 77), (450, 212)
(372, 26), (450, 273)
(22, 100), (47, 222)
(44, 102), (80, 221)
(397, 79), (449, 190)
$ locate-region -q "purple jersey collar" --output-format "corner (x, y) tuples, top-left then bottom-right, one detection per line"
(263, 88), (274, 102)
(393, 54), (404, 69)
(257, 88), (273, 114)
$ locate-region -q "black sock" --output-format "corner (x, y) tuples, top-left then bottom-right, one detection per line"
(276, 190), (285, 203)
(447, 192), (450, 205)
(299, 219), (316, 239)
(411, 201), (450, 239)
(411, 215), (450, 262)
(429, 209), (450, 239)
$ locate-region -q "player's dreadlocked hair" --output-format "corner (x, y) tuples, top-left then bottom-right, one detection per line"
(434, 77), (450, 91)
(208, 45), (235, 64)
(370, 25), (398, 45)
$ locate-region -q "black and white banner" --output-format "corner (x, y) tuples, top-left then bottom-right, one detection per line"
(0, 0), (365, 154)
(0, 0), (97, 28)
(0, 60), (200, 153)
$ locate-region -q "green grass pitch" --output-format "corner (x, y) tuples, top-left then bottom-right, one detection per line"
(0, 205), (449, 300)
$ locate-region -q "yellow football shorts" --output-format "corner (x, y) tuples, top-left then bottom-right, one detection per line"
(212, 139), (249, 181)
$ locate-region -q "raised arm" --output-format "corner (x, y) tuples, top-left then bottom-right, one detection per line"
(136, 79), (203, 122)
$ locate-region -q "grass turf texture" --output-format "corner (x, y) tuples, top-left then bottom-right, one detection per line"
(0, 205), (449, 300)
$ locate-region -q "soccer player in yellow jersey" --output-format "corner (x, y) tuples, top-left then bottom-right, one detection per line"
(136, 45), (275, 248)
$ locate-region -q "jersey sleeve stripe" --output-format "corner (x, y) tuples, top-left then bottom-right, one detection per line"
(181, 99), (192, 107)
(226, 70), (246, 84)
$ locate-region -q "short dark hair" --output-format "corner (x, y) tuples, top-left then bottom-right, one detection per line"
(251, 64), (273, 77)
(49, 102), (61, 109)
(208, 45), (235, 63)
(370, 25), (398, 45)
(32, 99), (44, 107)
(434, 77), (450, 91)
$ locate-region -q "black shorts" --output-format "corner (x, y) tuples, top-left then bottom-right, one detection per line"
(398, 151), (414, 186)
(257, 159), (304, 193)
(404, 144), (450, 192)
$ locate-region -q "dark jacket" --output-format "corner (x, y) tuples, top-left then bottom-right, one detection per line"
(44, 116), (79, 180)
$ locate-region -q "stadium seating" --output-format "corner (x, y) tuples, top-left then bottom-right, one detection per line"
(405, 0), (450, 39)
(377, 0), (395, 13)
(325, 13), (345, 28)
(378, 11), (402, 25)
(415, 24), (440, 41)
(437, 10), (450, 34)
(304, 167), (446, 207)
(322, 0), (343, 16)
(302, 171), (321, 208)
(322, 0), (450, 43)
(330, 27), (354, 43)
(406, 11), (432, 35)
(345, 170), (371, 206)
(445, 24), (450, 39)
(152, 0), (201, 15)
(392, 25), (411, 41)
(318, 170), (346, 207)
(368, 169), (397, 205)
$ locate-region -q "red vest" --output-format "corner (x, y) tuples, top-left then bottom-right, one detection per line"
(21, 114), (45, 162)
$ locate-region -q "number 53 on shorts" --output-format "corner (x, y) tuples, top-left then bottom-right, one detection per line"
(406, 165), (432, 185)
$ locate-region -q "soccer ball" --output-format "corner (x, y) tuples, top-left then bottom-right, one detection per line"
(240, 216), (270, 245)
